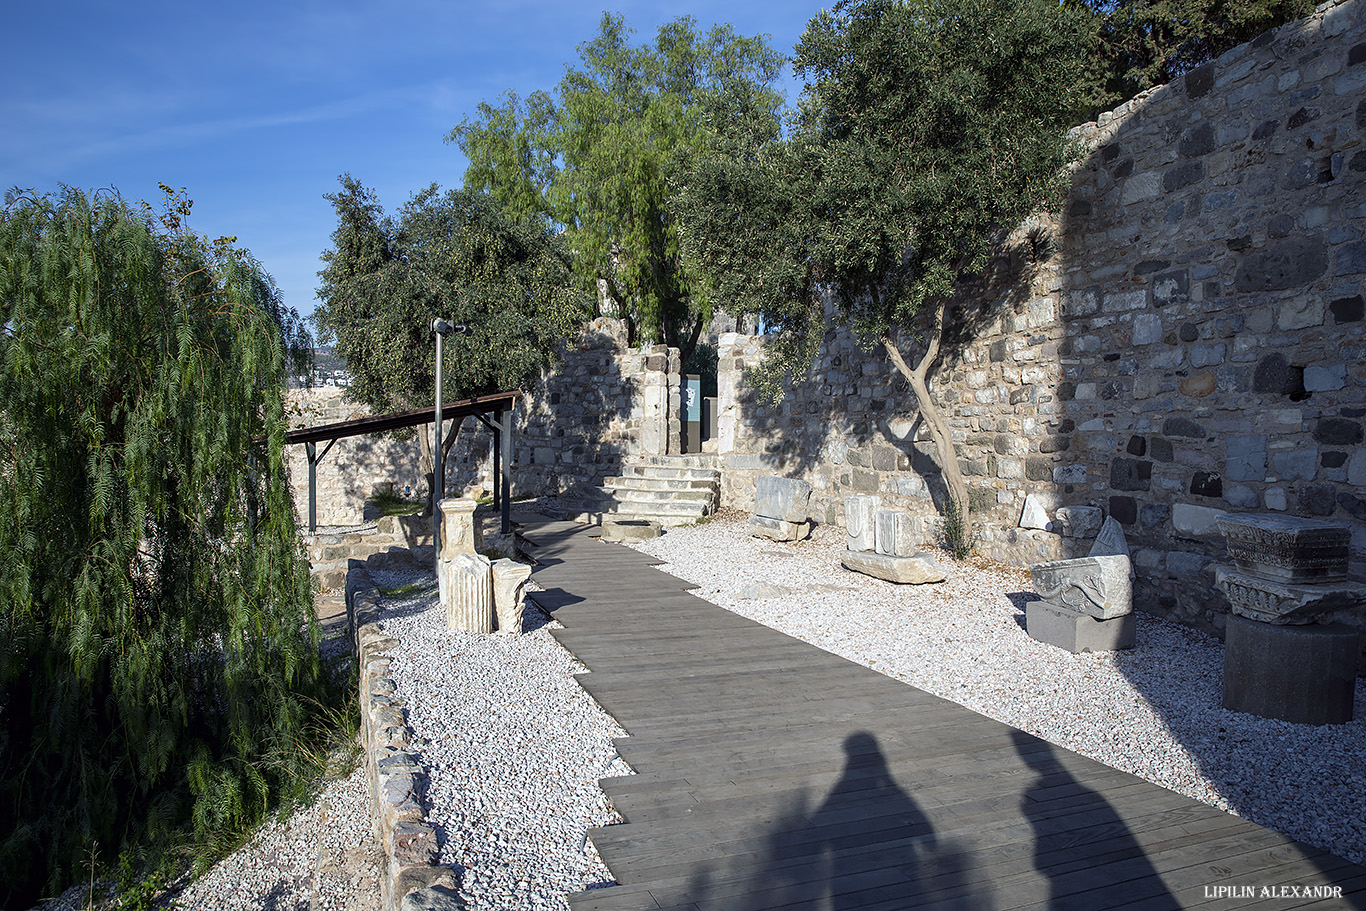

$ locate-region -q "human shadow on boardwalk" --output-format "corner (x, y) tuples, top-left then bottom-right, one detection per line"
(732, 732), (979, 910)
(1012, 729), (1181, 910)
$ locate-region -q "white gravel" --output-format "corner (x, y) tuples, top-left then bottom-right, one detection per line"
(626, 514), (1366, 867)
(374, 567), (630, 911)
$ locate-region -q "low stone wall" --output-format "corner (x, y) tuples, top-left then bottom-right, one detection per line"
(346, 564), (460, 911)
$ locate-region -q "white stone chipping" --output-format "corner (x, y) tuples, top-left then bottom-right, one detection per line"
(376, 569), (630, 911)
(628, 515), (1366, 868)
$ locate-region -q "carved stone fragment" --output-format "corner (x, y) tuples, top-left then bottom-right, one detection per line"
(1029, 554), (1134, 620)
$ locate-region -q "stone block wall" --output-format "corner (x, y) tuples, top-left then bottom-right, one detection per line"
(715, 0), (1366, 631)
(286, 388), (428, 527)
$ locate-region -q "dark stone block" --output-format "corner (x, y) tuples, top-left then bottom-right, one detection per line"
(1359, 99), (1366, 129)
(990, 339), (1008, 362)
(1057, 382), (1076, 401)
(1101, 143), (1120, 162)
(1223, 615), (1357, 725)
(1190, 471), (1223, 497)
(1179, 321), (1199, 342)
(1109, 496), (1138, 525)
(1068, 199), (1093, 217)
(1322, 451), (1348, 469)
(1253, 354), (1306, 397)
(1288, 106), (1320, 130)
(1150, 437), (1174, 462)
(1267, 214), (1295, 237)
(1153, 270), (1190, 308)
(1179, 123), (1215, 158)
(1111, 458), (1153, 491)
(1351, 151), (1366, 174)
(850, 469), (880, 492)
(1163, 161), (1204, 192)
(1163, 417), (1205, 438)
(1350, 42), (1366, 66)
(1339, 492), (1366, 521)
(1099, 380), (1124, 400)
(1058, 419), (1075, 434)
(1252, 120), (1279, 141)
(1300, 485), (1338, 516)
(1026, 457), (1054, 481)
(1127, 435), (1147, 456)
(1186, 65), (1214, 98)
(1113, 158), (1134, 179)
(1226, 235), (1253, 253)
(1235, 237), (1328, 293)
(1337, 242), (1366, 277)
(1140, 504), (1170, 528)
(1039, 435), (1070, 454)
(1314, 418), (1363, 445)
(1136, 259), (1171, 275)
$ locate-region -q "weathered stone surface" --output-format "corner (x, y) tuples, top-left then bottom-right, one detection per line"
(438, 498), (480, 557)
(1018, 495), (1052, 531)
(1234, 236), (1328, 292)
(844, 495), (881, 553)
(492, 558), (533, 634)
(1214, 565), (1366, 625)
(601, 518), (661, 542)
(1056, 506), (1103, 538)
(1029, 554), (1133, 620)
(442, 552), (493, 633)
(1222, 614), (1357, 724)
(1088, 517), (1135, 577)
(841, 550), (946, 584)
(754, 475), (812, 523)
(749, 514), (812, 542)
(400, 881), (463, 911)
(874, 509), (923, 557)
(1026, 600), (1136, 653)
(1226, 435), (1267, 481)
(1214, 513), (1350, 583)
(1172, 503), (1223, 536)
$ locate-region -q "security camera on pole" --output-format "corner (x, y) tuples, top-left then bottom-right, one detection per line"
(432, 318), (469, 573)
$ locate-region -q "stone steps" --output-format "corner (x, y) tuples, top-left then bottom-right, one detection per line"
(590, 455), (722, 528)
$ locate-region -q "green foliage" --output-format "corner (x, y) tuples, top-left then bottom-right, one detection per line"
(450, 14), (785, 358)
(679, 0), (1091, 363)
(941, 496), (973, 561)
(371, 488), (424, 517)
(0, 187), (329, 906)
(1075, 0), (1314, 116)
(314, 176), (592, 416)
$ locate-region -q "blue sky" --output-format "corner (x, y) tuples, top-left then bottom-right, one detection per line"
(4, 1), (820, 325)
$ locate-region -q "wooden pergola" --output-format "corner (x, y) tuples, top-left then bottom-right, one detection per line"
(285, 389), (523, 535)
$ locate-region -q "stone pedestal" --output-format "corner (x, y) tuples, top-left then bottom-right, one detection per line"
(749, 515), (812, 542)
(875, 509), (922, 558)
(491, 559), (533, 635)
(439, 498), (480, 557)
(1222, 614), (1358, 725)
(841, 550), (945, 584)
(844, 495), (880, 552)
(442, 553), (493, 633)
(1026, 600), (1136, 654)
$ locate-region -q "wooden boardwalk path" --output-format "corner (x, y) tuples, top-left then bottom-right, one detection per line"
(515, 513), (1366, 911)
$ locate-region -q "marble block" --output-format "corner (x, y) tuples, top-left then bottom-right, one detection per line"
(1215, 513), (1350, 583)
(1056, 506), (1103, 539)
(601, 518), (661, 542)
(492, 559), (533, 635)
(1029, 554), (1133, 620)
(845, 495), (881, 553)
(1214, 565), (1366, 625)
(439, 498), (480, 558)
(754, 476), (812, 524)
(442, 552), (492, 633)
(874, 509), (922, 558)
(750, 514), (812, 542)
(841, 550), (945, 584)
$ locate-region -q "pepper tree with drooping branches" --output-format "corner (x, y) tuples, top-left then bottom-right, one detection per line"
(0, 186), (327, 905)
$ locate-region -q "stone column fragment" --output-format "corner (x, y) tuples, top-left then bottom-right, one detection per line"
(844, 495), (880, 553)
(442, 552), (493, 633)
(492, 559), (534, 635)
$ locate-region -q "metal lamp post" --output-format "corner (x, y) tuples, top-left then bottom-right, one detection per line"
(431, 318), (468, 573)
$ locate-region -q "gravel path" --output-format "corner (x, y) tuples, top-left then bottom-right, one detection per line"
(373, 566), (629, 911)
(627, 513), (1366, 867)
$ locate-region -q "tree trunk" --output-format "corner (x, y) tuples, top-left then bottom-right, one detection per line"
(882, 303), (971, 551)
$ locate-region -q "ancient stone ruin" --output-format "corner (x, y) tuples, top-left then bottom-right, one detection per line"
(1027, 554), (1135, 653)
(438, 498), (531, 635)
(840, 495), (946, 584)
(749, 476), (813, 541)
(1215, 513), (1363, 724)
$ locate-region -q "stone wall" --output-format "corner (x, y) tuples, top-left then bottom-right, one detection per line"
(286, 388), (429, 528)
(715, 0), (1366, 632)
